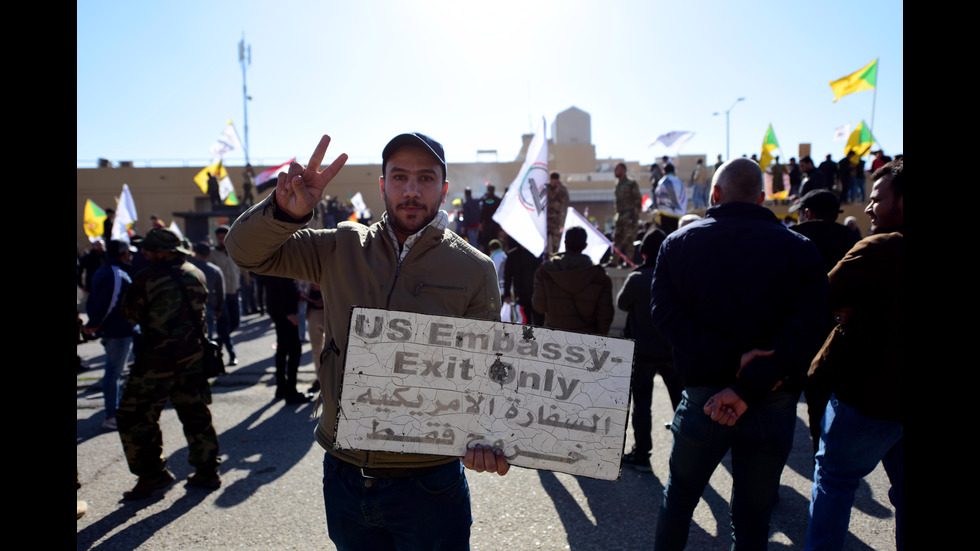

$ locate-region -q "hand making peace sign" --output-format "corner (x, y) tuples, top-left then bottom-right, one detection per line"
(275, 135), (349, 219)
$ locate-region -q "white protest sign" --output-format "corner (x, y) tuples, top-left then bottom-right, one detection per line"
(334, 307), (635, 480)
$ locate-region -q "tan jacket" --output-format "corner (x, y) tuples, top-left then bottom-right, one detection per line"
(225, 195), (500, 468)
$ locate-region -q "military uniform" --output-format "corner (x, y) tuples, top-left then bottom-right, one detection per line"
(771, 162), (786, 194)
(117, 230), (220, 496)
(614, 176), (642, 263)
(546, 180), (570, 255)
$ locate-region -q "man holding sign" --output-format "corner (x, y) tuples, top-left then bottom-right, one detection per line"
(225, 133), (508, 550)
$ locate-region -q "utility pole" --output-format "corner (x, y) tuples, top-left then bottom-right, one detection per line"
(238, 33), (251, 165)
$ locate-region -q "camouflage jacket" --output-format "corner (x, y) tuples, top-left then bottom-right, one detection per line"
(547, 181), (570, 226)
(122, 255), (208, 373)
(615, 177), (641, 214)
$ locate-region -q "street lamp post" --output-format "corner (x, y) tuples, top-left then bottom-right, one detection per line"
(713, 97), (745, 161)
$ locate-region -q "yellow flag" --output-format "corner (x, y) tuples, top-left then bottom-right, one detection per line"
(829, 59), (878, 102)
(84, 199), (107, 239)
(194, 162), (228, 194)
(759, 124), (780, 169)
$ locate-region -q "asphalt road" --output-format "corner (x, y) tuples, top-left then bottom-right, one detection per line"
(77, 310), (897, 550)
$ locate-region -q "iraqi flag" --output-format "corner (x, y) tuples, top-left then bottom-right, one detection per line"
(255, 159), (296, 193)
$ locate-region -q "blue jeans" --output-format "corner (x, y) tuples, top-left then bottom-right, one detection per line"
(322, 452), (472, 550)
(805, 395), (903, 551)
(653, 387), (798, 551)
(101, 336), (132, 419)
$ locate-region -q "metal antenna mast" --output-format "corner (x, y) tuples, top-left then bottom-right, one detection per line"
(238, 33), (251, 165)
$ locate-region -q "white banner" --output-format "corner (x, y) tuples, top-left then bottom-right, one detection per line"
(335, 307), (635, 480)
(649, 130), (695, 156)
(350, 192), (368, 217)
(492, 117), (549, 257)
(557, 207), (612, 265)
(209, 122), (242, 164)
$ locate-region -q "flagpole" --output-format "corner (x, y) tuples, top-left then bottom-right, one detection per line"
(870, 58), (878, 137)
(609, 245), (637, 269)
(871, 58), (881, 140)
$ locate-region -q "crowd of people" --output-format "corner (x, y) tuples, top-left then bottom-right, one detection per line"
(77, 132), (903, 550)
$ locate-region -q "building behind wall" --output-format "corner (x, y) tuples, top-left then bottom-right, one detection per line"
(80, 106), (852, 251)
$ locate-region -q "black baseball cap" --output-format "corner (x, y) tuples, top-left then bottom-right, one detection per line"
(381, 133), (447, 181)
(789, 189), (841, 215)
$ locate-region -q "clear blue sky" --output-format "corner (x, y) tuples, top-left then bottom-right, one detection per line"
(77, 0), (903, 171)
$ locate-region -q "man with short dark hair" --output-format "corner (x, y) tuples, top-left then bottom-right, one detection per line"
(83, 239), (138, 431)
(805, 159), (904, 551)
(461, 186), (482, 247)
(837, 151), (857, 204)
(617, 229), (683, 472)
(611, 163), (642, 265)
(532, 226), (614, 335)
(189, 241), (225, 341)
(117, 228), (221, 500)
(788, 157), (802, 197)
(479, 182), (502, 253)
(225, 133), (508, 549)
(211, 225), (241, 365)
(769, 155), (785, 202)
(799, 155), (828, 197)
(819, 154), (838, 191)
(651, 158), (828, 549)
(546, 172), (570, 255)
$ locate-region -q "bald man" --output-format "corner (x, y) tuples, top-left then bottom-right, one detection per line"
(650, 158), (828, 550)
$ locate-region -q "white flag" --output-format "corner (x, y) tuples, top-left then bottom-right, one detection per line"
(210, 121), (243, 164)
(493, 117), (549, 256)
(649, 131), (695, 156)
(218, 174), (235, 201)
(112, 184), (138, 242)
(833, 124), (852, 142)
(558, 207), (612, 265)
(350, 192), (368, 216)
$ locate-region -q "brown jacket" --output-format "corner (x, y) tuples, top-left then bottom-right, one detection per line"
(532, 252), (613, 335)
(226, 195), (500, 467)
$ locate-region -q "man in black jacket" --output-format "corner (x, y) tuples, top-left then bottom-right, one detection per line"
(616, 229), (683, 472)
(651, 158), (827, 550)
(265, 275), (308, 404)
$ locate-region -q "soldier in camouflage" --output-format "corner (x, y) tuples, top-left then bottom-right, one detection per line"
(116, 227), (221, 500)
(612, 162), (641, 266)
(546, 172), (569, 256)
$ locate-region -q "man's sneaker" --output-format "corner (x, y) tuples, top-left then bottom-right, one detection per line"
(101, 417), (117, 430)
(122, 469), (175, 500)
(621, 451), (652, 472)
(187, 468), (221, 490)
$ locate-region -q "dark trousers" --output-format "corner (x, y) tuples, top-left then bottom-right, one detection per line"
(630, 356), (684, 456)
(272, 315), (301, 397)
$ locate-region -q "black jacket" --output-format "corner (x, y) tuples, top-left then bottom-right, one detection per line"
(651, 202), (828, 403)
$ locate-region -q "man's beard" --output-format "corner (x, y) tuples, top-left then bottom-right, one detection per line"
(386, 197), (437, 237)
